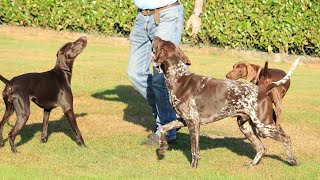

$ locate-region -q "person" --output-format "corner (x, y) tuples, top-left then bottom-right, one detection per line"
(127, 0), (204, 145)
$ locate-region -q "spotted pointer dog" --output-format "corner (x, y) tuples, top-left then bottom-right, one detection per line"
(152, 36), (299, 168)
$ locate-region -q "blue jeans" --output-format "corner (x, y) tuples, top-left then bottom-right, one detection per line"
(127, 4), (184, 140)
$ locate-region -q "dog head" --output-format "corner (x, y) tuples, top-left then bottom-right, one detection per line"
(55, 36), (87, 72)
(152, 36), (191, 71)
(226, 61), (256, 81)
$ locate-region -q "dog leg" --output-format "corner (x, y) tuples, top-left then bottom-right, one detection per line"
(237, 117), (266, 167)
(63, 109), (85, 146)
(271, 90), (282, 130)
(0, 100), (14, 146)
(8, 96), (30, 153)
(158, 120), (185, 153)
(41, 110), (51, 143)
(187, 121), (201, 168)
(269, 126), (298, 166)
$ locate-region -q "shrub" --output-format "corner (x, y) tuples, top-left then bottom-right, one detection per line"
(0, 0), (319, 56)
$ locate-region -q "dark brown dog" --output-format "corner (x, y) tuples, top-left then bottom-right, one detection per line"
(152, 36), (298, 168)
(0, 36), (87, 153)
(226, 61), (290, 129)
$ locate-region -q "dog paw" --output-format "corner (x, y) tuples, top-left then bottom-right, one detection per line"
(156, 147), (167, 154)
(191, 158), (200, 168)
(77, 141), (86, 147)
(11, 148), (19, 154)
(40, 137), (48, 143)
(191, 159), (199, 168)
(156, 148), (165, 160)
(244, 163), (255, 168)
(288, 159), (298, 166)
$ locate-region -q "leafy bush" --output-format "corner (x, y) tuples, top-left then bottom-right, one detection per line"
(0, 0), (319, 56)
(0, 0), (137, 35)
(190, 0), (320, 56)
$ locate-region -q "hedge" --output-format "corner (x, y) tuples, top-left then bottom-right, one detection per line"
(0, 0), (319, 57)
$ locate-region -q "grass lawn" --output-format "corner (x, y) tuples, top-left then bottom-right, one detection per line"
(0, 25), (319, 179)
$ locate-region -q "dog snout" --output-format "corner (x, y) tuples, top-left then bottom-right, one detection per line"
(79, 36), (87, 41)
(226, 72), (232, 79)
(76, 36), (87, 48)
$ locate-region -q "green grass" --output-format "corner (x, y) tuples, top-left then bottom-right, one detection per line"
(0, 26), (319, 179)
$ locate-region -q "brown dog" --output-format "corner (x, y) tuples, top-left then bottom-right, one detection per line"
(226, 61), (290, 129)
(0, 37), (87, 153)
(152, 36), (298, 168)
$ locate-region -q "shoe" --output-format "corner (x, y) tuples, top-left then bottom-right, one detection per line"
(143, 133), (177, 146)
(142, 133), (160, 146)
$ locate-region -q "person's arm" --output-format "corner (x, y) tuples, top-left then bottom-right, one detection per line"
(185, 0), (204, 38)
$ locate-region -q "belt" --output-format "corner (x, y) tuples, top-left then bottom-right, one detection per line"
(140, 1), (180, 25)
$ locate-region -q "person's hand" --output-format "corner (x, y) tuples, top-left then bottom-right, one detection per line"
(185, 14), (202, 38)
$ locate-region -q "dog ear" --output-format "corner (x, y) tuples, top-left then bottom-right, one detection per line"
(176, 46), (191, 65)
(155, 41), (168, 67)
(245, 63), (256, 81)
(56, 52), (71, 71)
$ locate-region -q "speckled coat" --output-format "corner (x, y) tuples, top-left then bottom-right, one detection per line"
(152, 36), (298, 168)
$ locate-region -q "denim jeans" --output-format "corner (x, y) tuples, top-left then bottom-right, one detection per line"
(127, 4), (184, 140)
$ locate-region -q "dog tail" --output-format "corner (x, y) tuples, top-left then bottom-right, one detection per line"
(0, 74), (11, 86)
(264, 58), (300, 92)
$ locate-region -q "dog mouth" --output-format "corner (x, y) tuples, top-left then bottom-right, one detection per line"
(72, 37), (87, 56)
(74, 36), (87, 49)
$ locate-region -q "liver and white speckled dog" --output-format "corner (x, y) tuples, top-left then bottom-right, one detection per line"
(152, 36), (299, 168)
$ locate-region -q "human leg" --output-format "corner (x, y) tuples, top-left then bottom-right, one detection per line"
(127, 13), (158, 122)
(148, 4), (185, 140)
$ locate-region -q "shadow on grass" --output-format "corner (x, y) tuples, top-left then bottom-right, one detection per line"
(92, 86), (288, 165)
(9, 113), (88, 147)
(91, 85), (154, 131)
(157, 132), (288, 166)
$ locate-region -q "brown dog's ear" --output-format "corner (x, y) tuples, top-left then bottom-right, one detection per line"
(155, 49), (164, 67)
(55, 51), (70, 71)
(244, 62), (256, 81)
(58, 59), (70, 72)
(176, 46), (191, 65)
(154, 41), (168, 67)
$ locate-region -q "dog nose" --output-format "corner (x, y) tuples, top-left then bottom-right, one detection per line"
(80, 36), (87, 41)
(226, 73), (230, 79)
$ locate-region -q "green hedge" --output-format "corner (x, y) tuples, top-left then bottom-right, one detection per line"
(0, 0), (319, 56)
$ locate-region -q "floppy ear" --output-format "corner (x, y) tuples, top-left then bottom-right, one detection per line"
(244, 62), (256, 81)
(56, 52), (70, 71)
(155, 42), (168, 67)
(176, 46), (191, 65)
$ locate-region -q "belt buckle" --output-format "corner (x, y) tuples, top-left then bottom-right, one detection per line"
(142, 9), (152, 16)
